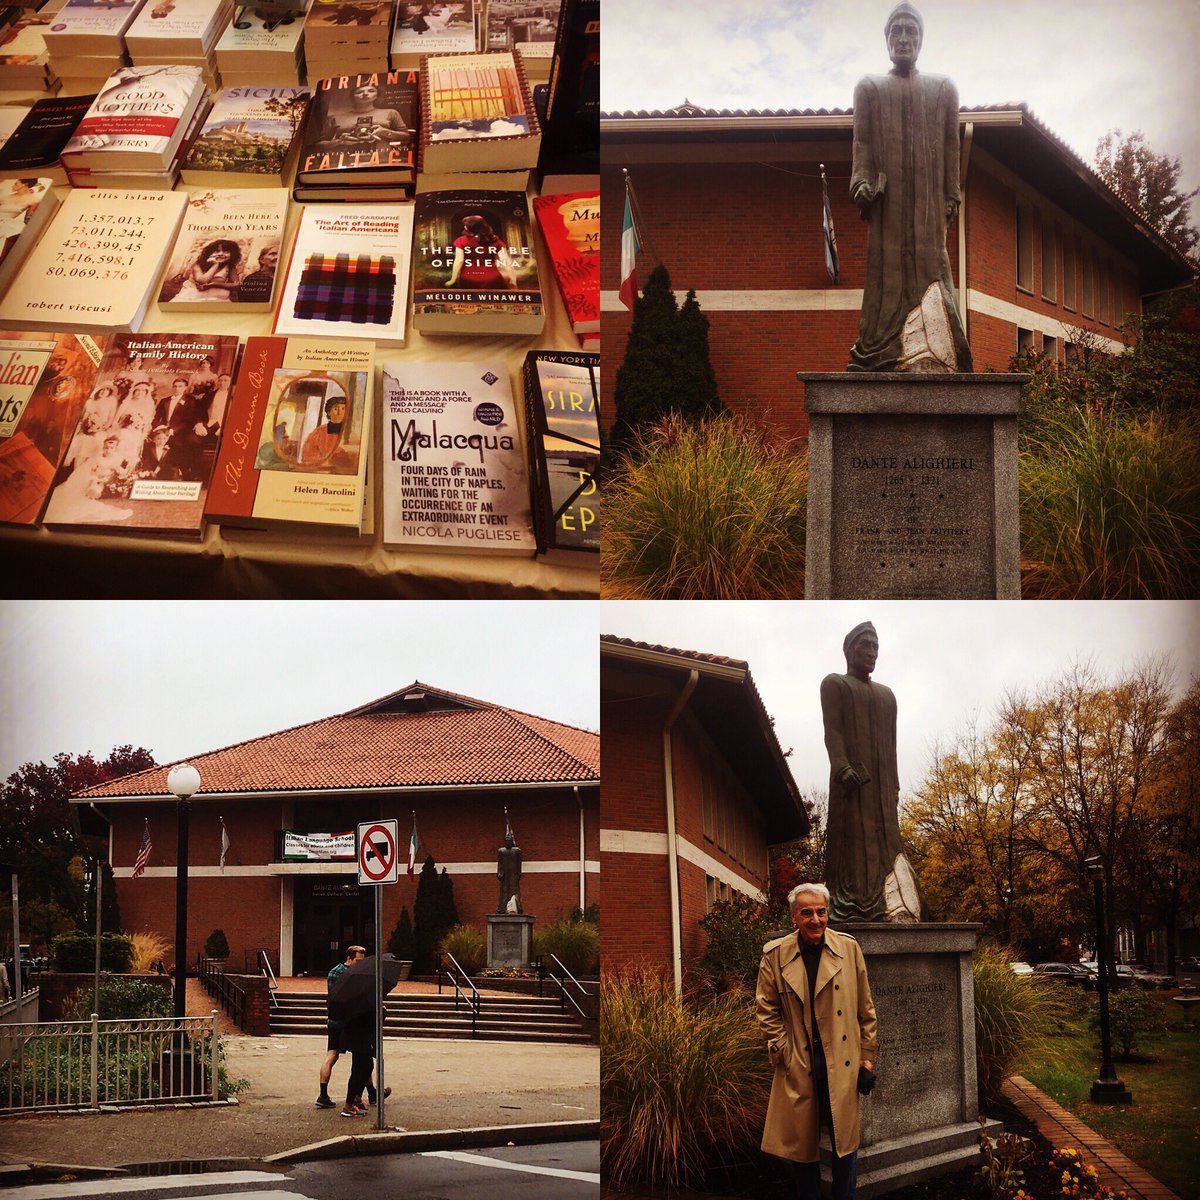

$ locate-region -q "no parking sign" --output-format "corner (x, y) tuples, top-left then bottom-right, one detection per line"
(357, 820), (399, 885)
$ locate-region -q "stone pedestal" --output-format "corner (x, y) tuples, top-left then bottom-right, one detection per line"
(823, 923), (1000, 1197)
(487, 914), (534, 969)
(800, 373), (1027, 599)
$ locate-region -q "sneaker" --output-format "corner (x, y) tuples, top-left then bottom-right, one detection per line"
(340, 1106), (361, 1118)
(314, 1096), (336, 1109)
(368, 1087), (392, 1105)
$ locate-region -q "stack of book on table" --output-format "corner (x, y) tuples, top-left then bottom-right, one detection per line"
(389, 0), (475, 71)
(124, 0), (234, 93)
(214, 3), (308, 86)
(0, 12), (60, 99)
(302, 0), (393, 83)
(0, 92), (94, 185)
(43, 0), (148, 95)
(483, 0), (562, 83)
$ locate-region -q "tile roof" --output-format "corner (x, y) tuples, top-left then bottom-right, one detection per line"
(75, 682), (599, 799)
(599, 633), (748, 671)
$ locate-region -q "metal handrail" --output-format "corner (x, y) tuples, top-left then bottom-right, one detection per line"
(536, 954), (595, 1022)
(258, 949), (280, 1008)
(197, 955), (247, 1030)
(437, 951), (480, 1037)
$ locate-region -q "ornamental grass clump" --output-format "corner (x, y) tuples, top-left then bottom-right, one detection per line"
(973, 943), (1075, 1106)
(1019, 402), (1200, 598)
(532, 917), (599, 976)
(603, 413), (806, 599)
(439, 924), (485, 975)
(128, 930), (170, 973)
(601, 967), (772, 1190)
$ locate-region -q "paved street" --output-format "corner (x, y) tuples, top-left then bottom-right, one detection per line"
(1, 1141), (600, 1200)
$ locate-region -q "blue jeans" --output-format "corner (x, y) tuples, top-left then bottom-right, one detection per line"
(788, 1150), (858, 1200)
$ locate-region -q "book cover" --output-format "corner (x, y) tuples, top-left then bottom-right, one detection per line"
(0, 330), (104, 524)
(412, 186), (542, 334)
(180, 85), (310, 185)
(273, 203), (414, 344)
(62, 64), (205, 168)
(0, 92), (94, 179)
(419, 49), (540, 173)
(0, 187), (187, 332)
(215, 4), (305, 58)
(157, 188), (288, 311)
(532, 188), (597, 332)
(483, 0), (560, 79)
(391, 1), (476, 66)
(379, 359), (535, 555)
(0, 177), (60, 297)
(540, 0), (596, 161)
(522, 348), (597, 557)
(303, 0), (391, 48)
(206, 334), (373, 532)
(296, 71), (416, 185)
(0, 12), (56, 83)
(40, 330), (239, 536)
(43, 0), (147, 48)
(125, 0), (231, 53)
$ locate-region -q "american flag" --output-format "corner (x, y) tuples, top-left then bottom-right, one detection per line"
(132, 820), (152, 879)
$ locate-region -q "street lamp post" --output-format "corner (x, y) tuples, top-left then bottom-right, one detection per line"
(1085, 855), (1131, 1104)
(166, 764), (200, 1083)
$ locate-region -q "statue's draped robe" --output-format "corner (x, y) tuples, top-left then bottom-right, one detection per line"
(848, 69), (972, 371)
(820, 672), (906, 922)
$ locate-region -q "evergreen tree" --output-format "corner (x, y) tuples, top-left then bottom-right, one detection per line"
(386, 906), (415, 961)
(412, 856), (440, 971)
(436, 867), (459, 932)
(676, 289), (724, 419)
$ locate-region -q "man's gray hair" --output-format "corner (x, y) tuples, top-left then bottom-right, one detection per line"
(787, 882), (831, 907)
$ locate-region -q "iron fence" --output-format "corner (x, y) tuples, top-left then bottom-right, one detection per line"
(0, 1012), (221, 1113)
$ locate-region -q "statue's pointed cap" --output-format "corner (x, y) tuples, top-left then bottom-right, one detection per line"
(884, 1), (923, 36)
(843, 621), (878, 656)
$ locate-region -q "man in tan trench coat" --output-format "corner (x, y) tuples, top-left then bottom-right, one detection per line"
(756, 883), (878, 1199)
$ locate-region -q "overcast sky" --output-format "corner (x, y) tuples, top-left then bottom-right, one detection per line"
(0, 601), (599, 782)
(602, 601), (1200, 805)
(603, 0), (1200, 222)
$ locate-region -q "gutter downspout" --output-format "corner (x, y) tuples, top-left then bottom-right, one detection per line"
(959, 121), (974, 341)
(663, 669), (699, 998)
(575, 785), (585, 910)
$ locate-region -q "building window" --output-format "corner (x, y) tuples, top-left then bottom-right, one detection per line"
(1041, 216), (1056, 301)
(1062, 234), (1076, 311)
(706, 875), (717, 912)
(1109, 267), (1119, 327)
(1042, 334), (1058, 363)
(1016, 203), (1033, 292)
(702, 767), (714, 842)
(1081, 250), (1094, 317)
(1097, 254), (1110, 324)
(1017, 327), (1034, 354)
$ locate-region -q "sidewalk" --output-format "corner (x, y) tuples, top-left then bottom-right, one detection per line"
(0, 1029), (599, 1173)
(1001, 1075), (1182, 1200)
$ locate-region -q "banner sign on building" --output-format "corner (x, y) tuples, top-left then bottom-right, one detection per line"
(282, 830), (356, 861)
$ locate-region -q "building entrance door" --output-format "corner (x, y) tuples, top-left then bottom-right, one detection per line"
(292, 876), (369, 977)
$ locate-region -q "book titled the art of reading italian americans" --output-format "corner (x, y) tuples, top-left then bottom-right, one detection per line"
(379, 359), (535, 555)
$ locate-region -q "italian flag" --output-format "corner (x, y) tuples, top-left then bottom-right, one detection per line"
(619, 186), (640, 310)
(407, 815), (418, 875)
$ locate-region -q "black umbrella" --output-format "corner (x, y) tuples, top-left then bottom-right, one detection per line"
(327, 954), (406, 1024)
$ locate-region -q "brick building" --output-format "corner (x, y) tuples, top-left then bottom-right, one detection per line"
(600, 102), (1194, 438)
(72, 683), (600, 976)
(600, 636), (807, 989)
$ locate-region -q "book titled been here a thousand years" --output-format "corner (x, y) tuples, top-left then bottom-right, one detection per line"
(0, 331), (103, 525)
(206, 335), (374, 534)
(40, 331), (240, 538)
(379, 359), (535, 556)
(522, 348), (598, 562)
(0, 188), (187, 333)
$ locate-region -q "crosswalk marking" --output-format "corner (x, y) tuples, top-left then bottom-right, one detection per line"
(420, 1150), (600, 1184)
(4, 1170), (288, 1200)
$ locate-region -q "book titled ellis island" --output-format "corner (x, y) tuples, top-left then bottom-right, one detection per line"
(418, 50), (540, 175)
(180, 86), (311, 188)
(205, 335), (373, 533)
(274, 202), (414, 345)
(380, 360), (535, 555)
(532, 188), (597, 334)
(157, 188), (289, 312)
(412, 184), (542, 334)
(0, 188), (187, 333)
(0, 93), (96, 185)
(522, 348), (597, 562)
(295, 71), (417, 191)
(0, 331), (104, 525)
(40, 331), (240, 537)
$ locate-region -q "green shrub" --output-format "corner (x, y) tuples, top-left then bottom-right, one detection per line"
(1089, 985), (1168, 1058)
(387, 906), (416, 960)
(601, 967), (772, 1190)
(973, 942), (1075, 1105)
(62, 977), (171, 1021)
(697, 894), (783, 994)
(1019, 399), (1200, 599)
(203, 929), (229, 959)
(50, 931), (133, 973)
(533, 918), (600, 977)
(440, 924), (485, 975)
(603, 413), (807, 599)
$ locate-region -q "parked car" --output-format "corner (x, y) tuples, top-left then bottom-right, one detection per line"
(1128, 965), (1177, 989)
(1009, 961), (1034, 976)
(1032, 962), (1092, 987)
(1177, 955), (1200, 973)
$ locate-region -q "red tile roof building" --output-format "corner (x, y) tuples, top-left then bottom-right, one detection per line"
(73, 683), (599, 977)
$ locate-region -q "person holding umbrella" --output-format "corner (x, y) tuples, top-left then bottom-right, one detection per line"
(328, 951), (407, 1118)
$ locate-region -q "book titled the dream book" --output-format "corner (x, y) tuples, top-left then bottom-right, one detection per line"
(532, 188), (597, 334)
(295, 71), (417, 195)
(522, 347), (598, 562)
(180, 86), (310, 188)
(41, 331), (240, 537)
(0, 330), (104, 525)
(158, 188), (289, 312)
(380, 359), (535, 556)
(0, 188), (187, 333)
(206, 335), (373, 534)
(274, 202), (414, 345)
(412, 182), (542, 335)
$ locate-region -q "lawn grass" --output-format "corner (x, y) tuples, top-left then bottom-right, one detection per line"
(1017, 991), (1200, 1200)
